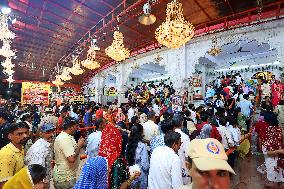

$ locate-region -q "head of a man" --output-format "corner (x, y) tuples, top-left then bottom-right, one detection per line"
(160, 119), (175, 134)
(147, 111), (156, 121)
(63, 117), (78, 135)
(40, 123), (55, 143)
(7, 122), (30, 148)
(173, 114), (183, 129)
(186, 138), (235, 189)
(164, 131), (181, 153)
(0, 110), (9, 125)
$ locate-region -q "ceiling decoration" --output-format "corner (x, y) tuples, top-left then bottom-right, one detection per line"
(0, 11), (16, 85)
(2, 0), (284, 83)
(105, 31), (130, 61)
(155, 0), (195, 49)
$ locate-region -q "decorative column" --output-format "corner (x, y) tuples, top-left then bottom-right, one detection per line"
(94, 77), (105, 104)
(116, 64), (130, 105)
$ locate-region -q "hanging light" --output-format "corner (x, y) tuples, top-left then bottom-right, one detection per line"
(6, 75), (14, 83)
(208, 36), (221, 56)
(0, 40), (15, 57)
(138, 2), (156, 25)
(70, 58), (84, 75)
(155, 0), (195, 49)
(105, 31), (130, 61)
(81, 37), (100, 70)
(52, 75), (64, 86)
(3, 67), (14, 75)
(59, 67), (72, 81)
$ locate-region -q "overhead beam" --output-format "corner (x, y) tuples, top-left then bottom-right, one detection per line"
(193, 0), (212, 20)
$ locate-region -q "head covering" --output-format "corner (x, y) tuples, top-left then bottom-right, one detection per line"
(40, 123), (55, 132)
(74, 157), (108, 189)
(197, 124), (212, 139)
(98, 123), (122, 169)
(96, 109), (103, 119)
(186, 138), (235, 174)
(3, 167), (33, 189)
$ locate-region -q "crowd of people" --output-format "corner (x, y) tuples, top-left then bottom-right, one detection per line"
(0, 73), (283, 189)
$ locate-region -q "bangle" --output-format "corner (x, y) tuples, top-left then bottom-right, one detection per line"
(126, 179), (132, 186)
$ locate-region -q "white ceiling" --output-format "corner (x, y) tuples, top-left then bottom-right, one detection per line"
(200, 39), (277, 68)
(129, 63), (167, 80)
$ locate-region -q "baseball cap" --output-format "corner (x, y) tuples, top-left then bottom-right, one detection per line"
(40, 123), (55, 133)
(186, 138), (235, 174)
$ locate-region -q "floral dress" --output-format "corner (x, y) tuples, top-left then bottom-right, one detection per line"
(262, 125), (284, 182)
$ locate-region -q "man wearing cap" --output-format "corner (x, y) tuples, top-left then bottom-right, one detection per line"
(178, 138), (235, 189)
(25, 123), (55, 188)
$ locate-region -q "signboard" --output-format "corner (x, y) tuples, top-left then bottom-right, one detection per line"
(69, 95), (84, 104)
(21, 82), (51, 105)
(192, 75), (203, 100)
(104, 86), (117, 96)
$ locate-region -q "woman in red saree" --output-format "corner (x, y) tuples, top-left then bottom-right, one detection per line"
(98, 120), (129, 189)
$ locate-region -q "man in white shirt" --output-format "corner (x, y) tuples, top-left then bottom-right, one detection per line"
(127, 104), (135, 122)
(143, 111), (160, 142)
(173, 115), (191, 185)
(86, 118), (107, 158)
(25, 123), (55, 188)
(216, 117), (234, 150)
(148, 131), (183, 189)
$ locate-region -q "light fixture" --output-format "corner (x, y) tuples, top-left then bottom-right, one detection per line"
(6, 75), (14, 83)
(138, 2), (156, 25)
(155, 0), (195, 49)
(3, 67), (14, 75)
(208, 37), (221, 56)
(0, 40), (15, 57)
(81, 37), (100, 69)
(105, 31), (130, 61)
(70, 58), (84, 75)
(52, 75), (64, 86)
(59, 67), (72, 81)
(0, 0), (11, 15)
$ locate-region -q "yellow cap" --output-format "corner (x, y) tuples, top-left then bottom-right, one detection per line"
(186, 138), (235, 175)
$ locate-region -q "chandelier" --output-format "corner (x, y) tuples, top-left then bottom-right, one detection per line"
(0, 14), (15, 41)
(0, 40), (15, 57)
(208, 37), (221, 56)
(59, 67), (72, 81)
(52, 75), (64, 86)
(3, 67), (15, 75)
(105, 31), (130, 61)
(81, 39), (100, 70)
(155, 0), (195, 49)
(6, 75), (14, 83)
(70, 58), (84, 75)
(1, 13), (16, 84)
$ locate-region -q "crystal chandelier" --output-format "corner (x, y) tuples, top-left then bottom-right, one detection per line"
(52, 75), (64, 86)
(6, 75), (14, 83)
(105, 31), (130, 61)
(1, 12), (16, 84)
(69, 58), (84, 75)
(59, 67), (72, 81)
(155, 0), (195, 49)
(3, 67), (15, 75)
(0, 14), (15, 41)
(208, 37), (221, 56)
(81, 39), (100, 70)
(0, 40), (15, 57)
